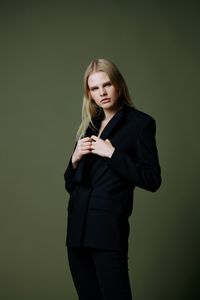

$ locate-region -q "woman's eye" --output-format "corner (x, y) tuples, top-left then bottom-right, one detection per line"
(91, 87), (98, 91)
(105, 82), (112, 87)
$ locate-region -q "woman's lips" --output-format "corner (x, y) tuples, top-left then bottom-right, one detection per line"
(101, 98), (110, 103)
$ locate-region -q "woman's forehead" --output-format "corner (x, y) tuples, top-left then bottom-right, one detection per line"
(88, 71), (110, 87)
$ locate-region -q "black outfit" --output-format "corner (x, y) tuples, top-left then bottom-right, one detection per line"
(67, 247), (132, 300)
(64, 102), (161, 299)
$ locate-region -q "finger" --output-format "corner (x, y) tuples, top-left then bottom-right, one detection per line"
(105, 139), (111, 144)
(80, 145), (92, 151)
(81, 137), (92, 142)
(91, 141), (97, 148)
(81, 141), (92, 147)
(79, 141), (91, 148)
(91, 135), (98, 141)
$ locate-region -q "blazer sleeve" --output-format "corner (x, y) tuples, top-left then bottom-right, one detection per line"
(64, 158), (76, 194)
(107, 118), (161, 192)
(64, 142), (78, 194)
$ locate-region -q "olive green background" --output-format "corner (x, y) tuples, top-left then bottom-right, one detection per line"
(0, 1), (199, 299)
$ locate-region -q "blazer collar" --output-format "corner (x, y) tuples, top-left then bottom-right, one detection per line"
(99, 107), (124, 140)
(86, 101), (129, 140)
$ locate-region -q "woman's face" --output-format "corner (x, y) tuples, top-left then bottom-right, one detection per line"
(87, 71), (120, 112)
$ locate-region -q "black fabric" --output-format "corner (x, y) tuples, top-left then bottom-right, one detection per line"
(64, 103), (161, 250)
(67, 247), (132, 300)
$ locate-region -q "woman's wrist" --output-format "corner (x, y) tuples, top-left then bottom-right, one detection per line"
(71, 155), (78, 169)
(71, 160), (78, 169)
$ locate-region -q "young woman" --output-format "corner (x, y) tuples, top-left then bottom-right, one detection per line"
(64, 58), (161, 300)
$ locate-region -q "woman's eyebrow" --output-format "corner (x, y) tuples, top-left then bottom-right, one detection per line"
(89, 81), (111, 90)
(89, 85), (98, 90)
(103, 81), (111, 86)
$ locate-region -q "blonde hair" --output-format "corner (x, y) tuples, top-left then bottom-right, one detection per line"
(76, 58), (134, 140)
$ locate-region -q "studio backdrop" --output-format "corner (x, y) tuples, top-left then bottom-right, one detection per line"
(0, 1), (199, 299)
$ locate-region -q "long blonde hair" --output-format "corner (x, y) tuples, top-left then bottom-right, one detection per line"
(76, 58), (134, 140)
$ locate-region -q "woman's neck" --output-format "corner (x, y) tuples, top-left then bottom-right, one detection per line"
(103, 108), (121, 121)
(103, 111), (115, 122)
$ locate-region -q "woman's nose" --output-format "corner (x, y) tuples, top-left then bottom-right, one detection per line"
(99, 87), (106, 96)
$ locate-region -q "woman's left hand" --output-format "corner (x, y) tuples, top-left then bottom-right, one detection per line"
(91, 135), (115, 158)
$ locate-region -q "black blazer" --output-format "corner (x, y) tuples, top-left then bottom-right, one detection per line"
(64, 103), (161, 251)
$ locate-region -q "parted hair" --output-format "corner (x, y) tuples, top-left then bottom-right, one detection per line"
(76, 58), (134, 141)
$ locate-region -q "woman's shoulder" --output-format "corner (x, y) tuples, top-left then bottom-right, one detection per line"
(125, 105), (155, 126)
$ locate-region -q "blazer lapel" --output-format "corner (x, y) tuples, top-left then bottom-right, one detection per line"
(85, 118), (100, 137)
(99, 106), (124, 140)
(74, 102), (129, 183)
(74, 117), (100, 183)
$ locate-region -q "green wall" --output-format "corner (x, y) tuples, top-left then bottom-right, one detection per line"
(0, 1), (199, 299)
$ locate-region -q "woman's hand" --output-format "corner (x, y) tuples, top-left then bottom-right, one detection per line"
(91, 135), (115, 158)
(71, 137), (92, 169)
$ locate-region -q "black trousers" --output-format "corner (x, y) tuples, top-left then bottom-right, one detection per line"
(67, 247), (132, 300)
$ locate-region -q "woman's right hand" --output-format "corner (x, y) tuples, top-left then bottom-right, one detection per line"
(71, 137), (92, 169)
